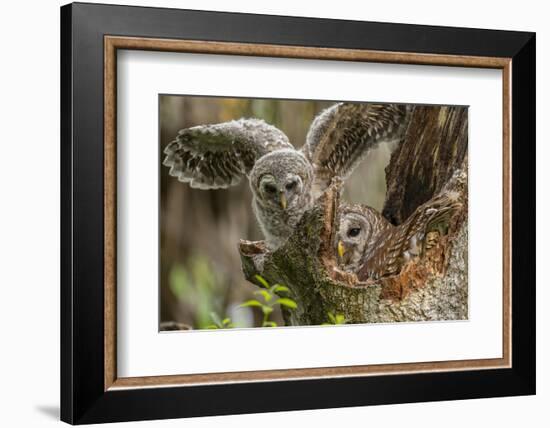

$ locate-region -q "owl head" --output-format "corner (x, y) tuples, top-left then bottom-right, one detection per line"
(336, 205), (387, 272)
(250, 149), (313, 212)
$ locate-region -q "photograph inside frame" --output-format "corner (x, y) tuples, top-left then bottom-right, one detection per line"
(159, 95), (468, 331)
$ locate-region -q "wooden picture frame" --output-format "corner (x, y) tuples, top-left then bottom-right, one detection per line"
(61, 2), (535, 424)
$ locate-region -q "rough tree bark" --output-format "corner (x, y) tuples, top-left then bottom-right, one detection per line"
(239, 105), (469, 326)
(383, 106), (468, 224)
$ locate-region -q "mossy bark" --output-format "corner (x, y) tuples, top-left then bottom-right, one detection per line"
(239, 105), (469, 326)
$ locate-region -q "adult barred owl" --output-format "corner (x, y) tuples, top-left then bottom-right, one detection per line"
(336, 192), (462, 280)
(163, 103), (410, 249)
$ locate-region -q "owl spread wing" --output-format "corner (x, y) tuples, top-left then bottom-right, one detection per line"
(302, 103), (411, 196)
(163, 118), (293, 189)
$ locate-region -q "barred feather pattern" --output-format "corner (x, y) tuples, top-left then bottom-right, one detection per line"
(336, 203), (394, 273)
(303, 103), (411, 196)
(357, 192), (462, 281)
(163, 118), (292, 189)
(337, 192), (462, 281)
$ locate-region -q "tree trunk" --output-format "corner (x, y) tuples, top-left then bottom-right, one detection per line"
(383, 106), (468, 224)
(239, 105), (469, 326)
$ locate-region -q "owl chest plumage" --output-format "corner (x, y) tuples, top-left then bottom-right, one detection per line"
(252, 193), (313, 250)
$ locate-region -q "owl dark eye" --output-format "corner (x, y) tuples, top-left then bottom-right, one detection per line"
(285, 181), (297, 191)
(264, 184), (277, 193)
(348, 227), (361, 238)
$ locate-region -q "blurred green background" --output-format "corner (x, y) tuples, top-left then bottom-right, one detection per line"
(159, 96), (394, 330)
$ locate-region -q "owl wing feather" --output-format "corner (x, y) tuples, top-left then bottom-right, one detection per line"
(302, 103), (411, 197)
(358, 192), (462, 281)
(163, 118), (293, 189)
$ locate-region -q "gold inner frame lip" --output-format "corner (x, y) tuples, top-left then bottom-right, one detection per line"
(104, 35), (512, 391)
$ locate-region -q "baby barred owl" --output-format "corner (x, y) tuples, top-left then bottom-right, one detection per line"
(336, 192), (462, 280)
(164, 103), (410, 249)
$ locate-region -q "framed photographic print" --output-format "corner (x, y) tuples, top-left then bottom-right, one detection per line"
(60, 2), (536, 424)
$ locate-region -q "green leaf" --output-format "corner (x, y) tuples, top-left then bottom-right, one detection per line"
(191, 256), (217, 292)
(239, 300), (263, 308)
(261, 305), (274, 316)
(254, 275), (270, 289)
(205, 324), (219, 329)
(168, 264), (191, 299)
(263, 321), (277, 328)
(335, 314), (346, 324)
(275, 298), (298, 309)
(272, 285), (290, 294)
(222, 318), (231, 325)
(210, 312), (222, 327)
(254, 289), (272, 302)
(327, 312), (336, 324)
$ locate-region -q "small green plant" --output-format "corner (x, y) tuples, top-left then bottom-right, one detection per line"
(168, 256), (227, 329)
(239, 275), (297, 328)
(322, 312), (347, 325)
(205, 312), (235, 329)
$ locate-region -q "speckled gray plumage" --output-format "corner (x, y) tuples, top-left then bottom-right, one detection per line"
(163, 102), (410, 249)
(163, 118), (293, 189)
(249, 150), (313, 249)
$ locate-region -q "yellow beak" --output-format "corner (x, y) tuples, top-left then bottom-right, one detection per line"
(337, 240), (346, 259)
(280, 193), (287, 210)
